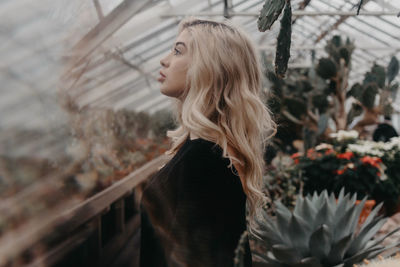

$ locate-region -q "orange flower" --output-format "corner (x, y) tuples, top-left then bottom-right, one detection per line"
(290, 152), (301, 164)
(290, 152), (301, 159)
(335, 169), (346, 175)
(361, 156), (382, 168)
(325, 148), (335, 155)
(337, 152), (354, 160)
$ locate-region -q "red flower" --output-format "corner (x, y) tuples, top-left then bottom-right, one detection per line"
(290, 152), (301, 164)
(361, 156), (382, 168)
(337, 152), (354, 160)
(290, 152), (301, 159)
(325, 148), (335, 155)
(335, 169), (346, 175)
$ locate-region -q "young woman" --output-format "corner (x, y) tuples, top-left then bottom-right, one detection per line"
(140, 17), (276, 267)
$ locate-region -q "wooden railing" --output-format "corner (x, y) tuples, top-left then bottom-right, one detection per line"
(0, 154), (170, 267)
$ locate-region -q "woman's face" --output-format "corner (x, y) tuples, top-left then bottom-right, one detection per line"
(158, 29), (192, 98)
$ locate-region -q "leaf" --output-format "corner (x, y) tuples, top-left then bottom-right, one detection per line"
(364, 227), (400, 251)
(349, 197), (366, 235)
(302, 197), (318, 225)
(314, 198), (334, 230)
(344, 245), (385, 266)
(371, 64), (386, 88)
(334, 203), (358, 242)
(358, 202), (383, 233)
(387, 56), (399, 84)
(346, 83), (363, 100)
(317, 58), (337, 79)
(284, 98), (307, 119)
(257, 0), (285, 32)
(339, 47), (351, 66)
(313, 95), (329, 114)
(272, 244), (302, 264)
(309, 224), (332, 260)
(332, 189), (349, 226)
(293, 196), (305, 218)
(332, 35), (342, 47)
(347, 218), (387, 256)
(275, 0), (292, 78)
(326, 234), (353, 265)
(275, 201), (292, 245)
(389, 82), (399, 100)
(289, 214), (312, 256)
(361, 83), (378, 109)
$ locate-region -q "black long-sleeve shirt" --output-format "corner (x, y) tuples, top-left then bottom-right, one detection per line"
(139, 137), (252, 267)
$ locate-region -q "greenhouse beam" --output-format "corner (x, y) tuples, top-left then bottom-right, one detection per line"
(160, 10), (399, 18)
(92, 0), (105, 20)
(257, 45), (400, 51)
(66, 0), (148, 72)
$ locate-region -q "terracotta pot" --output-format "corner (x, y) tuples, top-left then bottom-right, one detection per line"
(355, 199), (376, 225)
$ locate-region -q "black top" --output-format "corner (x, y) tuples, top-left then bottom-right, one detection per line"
(139, 137), (252, 267)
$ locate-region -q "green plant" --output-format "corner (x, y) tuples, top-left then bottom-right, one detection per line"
(347, 137), (400, 215)
(263, 35), (399, 152)
(293, 142), (400, 214)
(245, 189), (400, 267)
(293, 133), (400, 215)
(264, 153), (303, 215)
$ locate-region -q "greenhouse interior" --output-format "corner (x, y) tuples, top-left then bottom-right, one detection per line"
(1, 0), (400, 266)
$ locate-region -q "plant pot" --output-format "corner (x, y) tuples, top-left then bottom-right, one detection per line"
(356, 199), (376, 225)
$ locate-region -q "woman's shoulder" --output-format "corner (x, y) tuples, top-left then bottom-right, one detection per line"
(181, 138), (226, 164)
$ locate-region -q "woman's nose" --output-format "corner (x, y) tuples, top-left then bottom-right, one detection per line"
(160, 55), (169, 67)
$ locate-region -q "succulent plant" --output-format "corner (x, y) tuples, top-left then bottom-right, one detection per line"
(248, 189), (400, 267)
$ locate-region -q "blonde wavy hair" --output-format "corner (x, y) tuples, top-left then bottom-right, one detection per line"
(167, 16), (276, 228)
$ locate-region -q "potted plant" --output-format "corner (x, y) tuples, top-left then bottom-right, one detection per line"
(347, 137), (400, 215)
(289, 129), (400, 217)
(234, 189), (400, 267)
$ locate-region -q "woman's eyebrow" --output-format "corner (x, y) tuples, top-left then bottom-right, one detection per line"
(175, 42), (186, 48)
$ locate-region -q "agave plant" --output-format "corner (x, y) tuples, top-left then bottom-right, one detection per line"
(244, 189), (400, 267)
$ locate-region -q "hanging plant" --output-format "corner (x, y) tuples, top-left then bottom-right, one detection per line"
(258, 0), (292, 78)
(275, 0), (292, 79)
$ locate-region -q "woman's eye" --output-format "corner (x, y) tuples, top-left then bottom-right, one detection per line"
(173, 48), (180, 55)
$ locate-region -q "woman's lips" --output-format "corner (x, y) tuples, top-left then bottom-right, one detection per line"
(158, 71), (166, 82)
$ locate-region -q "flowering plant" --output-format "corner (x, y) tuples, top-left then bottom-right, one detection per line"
(292, 136), (400, 214)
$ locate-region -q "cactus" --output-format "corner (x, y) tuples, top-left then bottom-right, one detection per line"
(387, 56), (400, 84)
(244, 189), (400, 267)
(257, 0), (285, 32)
(275, 0), (292, 79)
(263, 35), (399, 151)
(316, 58), (338, 80)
